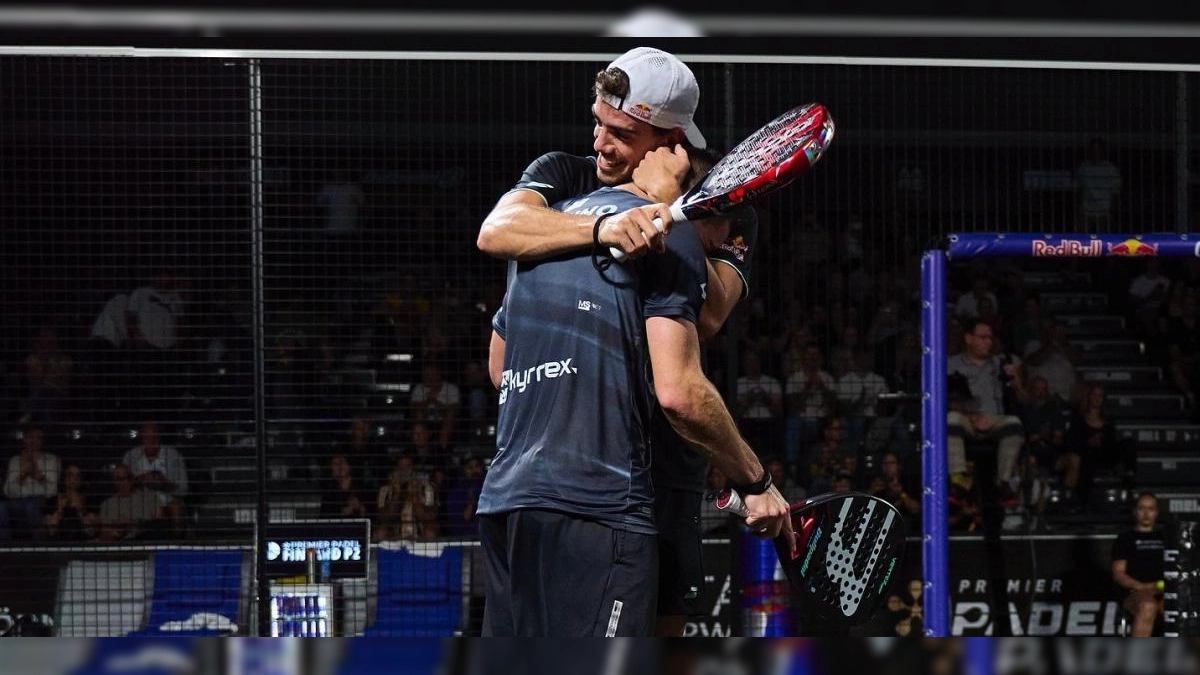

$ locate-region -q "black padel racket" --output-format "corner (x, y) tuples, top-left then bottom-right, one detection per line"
(712, 489), (906, 626)
(612, 102), (835, 261)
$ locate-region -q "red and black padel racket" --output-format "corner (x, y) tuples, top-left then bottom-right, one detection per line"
(611, 102), (835, 260)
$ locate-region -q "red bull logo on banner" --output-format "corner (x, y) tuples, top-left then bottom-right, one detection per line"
(1031, 240), (1103, 257)
(1107, 238), (1159, 256)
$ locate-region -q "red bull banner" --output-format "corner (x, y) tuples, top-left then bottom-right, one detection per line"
(947, 233), (1200, 259)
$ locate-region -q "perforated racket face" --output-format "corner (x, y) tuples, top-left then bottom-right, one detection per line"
(679, 103), (835, 219)
(775, 492), (906, 626)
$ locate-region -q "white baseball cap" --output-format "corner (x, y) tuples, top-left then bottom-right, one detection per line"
(600, 47), (706, 149)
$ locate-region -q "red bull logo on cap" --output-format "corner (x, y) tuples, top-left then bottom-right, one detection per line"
(1031, 240), (1103, 257)
(1107, 239), (1159, 256)
(626, 102), (654, 122)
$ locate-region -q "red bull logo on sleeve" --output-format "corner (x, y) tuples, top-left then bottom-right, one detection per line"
(1031, 240), (1103, 257)
(1107, 238), (1159, 256)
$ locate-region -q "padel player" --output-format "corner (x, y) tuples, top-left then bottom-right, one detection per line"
(477, 144), (789, 636)
(477, 46), (765, 637)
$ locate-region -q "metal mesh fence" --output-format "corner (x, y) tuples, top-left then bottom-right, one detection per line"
(0, 51), (1196, 636)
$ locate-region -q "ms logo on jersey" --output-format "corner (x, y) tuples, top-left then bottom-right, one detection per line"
(498, 358), (579, 404)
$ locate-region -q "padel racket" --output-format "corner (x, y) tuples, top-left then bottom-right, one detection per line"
(611, 102), (835, 261)
(712, 490), (906, 626)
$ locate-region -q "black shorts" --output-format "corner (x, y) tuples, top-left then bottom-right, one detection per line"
(478, 509), (658, 636)
(654, 487), (705, 617)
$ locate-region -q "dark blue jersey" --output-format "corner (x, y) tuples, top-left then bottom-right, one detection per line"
(478, 187), (707, 533)
(507, 151), (603, 208)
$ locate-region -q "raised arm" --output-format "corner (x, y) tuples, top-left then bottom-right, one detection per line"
(478, 190), (677, 262)
(477, 190), (598, 260)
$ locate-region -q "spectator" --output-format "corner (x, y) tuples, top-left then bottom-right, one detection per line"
(23, 325), (72, 425)
(1024, 317), (1080, 404)
(1075, 136), (1122, 232)
(835, 350), (890, 450)
(410, 362), (461, 452)
(96, 464), (163, 542)
(765, 456), (806, 504)
(828, 324), (862, 381)
(831, 473), (854, 494)
(339, 415), (383, 484)
(1018, 375), (1068, 484)
(1111, 492), (1164, 637)
(44, 463), (96, 541)
(867, 451), (921, 523)
(1065, 384), (1135, 510)
(947, 319), (1028, 501)
(804, 415), (851, 496)
(0, 425), (59, 542)
(441, 455), (485, 538)
(784, 342), (836, 466)
(734, 351), (783, 457)
(954, 276), (999, 321)
(947, 460), (983, 533)
(374, 456), (437, 541)
(318, 454), (371, 520)
(122, 421), (188, 535)
(1127, 258), (1171, 340)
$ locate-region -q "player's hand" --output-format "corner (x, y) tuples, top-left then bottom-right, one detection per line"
(743, 485), (796, 557)
(598, 204), (675, 259)
(632, 144), (689, 204)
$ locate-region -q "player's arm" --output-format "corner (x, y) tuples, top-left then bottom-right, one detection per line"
(646, 315), (791, 543)
(488, 331), (505, 390)
(477, 189), (596, 260)
(698, 260), (743, 342)
(696, 209), (757, 341)
(478, 190), (675, 261)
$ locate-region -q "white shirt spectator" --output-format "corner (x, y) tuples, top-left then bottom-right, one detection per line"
(410, 381), (461, 423)
(1027, 351), (1078, 403)
(123, 444), (189, 497)
(735, 374), (783, 420)
(785, 369), (836, 418)
(3, 452), (59, 499)
(836, 370), (890, 417)
(127, 285), (184, 349)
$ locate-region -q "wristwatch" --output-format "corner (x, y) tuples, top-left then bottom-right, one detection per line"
(734, 469), (773, 496)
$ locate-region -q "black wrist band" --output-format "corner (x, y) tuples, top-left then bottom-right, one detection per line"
(591, 212), (614, 273)
(734, 469), (773, 496)
(592, 212), (613, 249)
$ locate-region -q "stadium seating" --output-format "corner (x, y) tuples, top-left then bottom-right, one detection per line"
(126, 549), (244, 637)
(362, 544), (465, 637)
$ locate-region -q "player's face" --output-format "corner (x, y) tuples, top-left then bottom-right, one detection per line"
(591, 99), (671, 185)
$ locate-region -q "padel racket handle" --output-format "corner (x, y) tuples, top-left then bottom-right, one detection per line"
(712, 488), (749, 517)
(609, 203), (687, 262)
